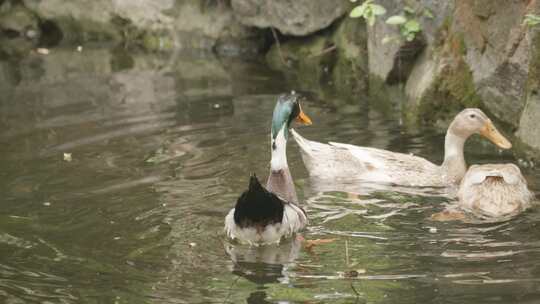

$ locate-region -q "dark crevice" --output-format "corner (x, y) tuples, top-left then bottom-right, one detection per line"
(38, 20), (63, 47)
(386, 37), (426, 85)
(2, 29), (20, 39)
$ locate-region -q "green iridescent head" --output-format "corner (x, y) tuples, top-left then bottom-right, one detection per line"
(271, 93), (312, 140)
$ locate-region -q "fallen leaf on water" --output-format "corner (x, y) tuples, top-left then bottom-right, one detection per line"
(304, 238), (337, 250)
(343, 269), (366, 278)
(431, 210), (466, 222)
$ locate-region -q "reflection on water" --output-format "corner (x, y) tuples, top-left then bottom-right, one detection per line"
(0, 47), (539, 304)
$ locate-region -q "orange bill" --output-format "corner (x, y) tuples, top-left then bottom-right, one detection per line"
(296, 105), (312, 125)
(480, 120), (512, 149)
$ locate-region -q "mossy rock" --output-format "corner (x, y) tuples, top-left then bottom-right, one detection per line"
(331, 17), (368, 99)
(516, 29), (540, 155)
(265, 33), (334, 95)
(405, 29), (482, 126)
(266, 34), (330, 70)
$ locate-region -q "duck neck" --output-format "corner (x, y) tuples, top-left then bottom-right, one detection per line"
(268, 126), (298, 203)
(441, 129), (467, 184)
(270, 126), (288, 172)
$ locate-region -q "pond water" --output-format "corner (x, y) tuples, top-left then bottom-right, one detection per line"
(0, 48), (539, 304)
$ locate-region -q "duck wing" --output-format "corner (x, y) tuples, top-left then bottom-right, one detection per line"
(292, 129), (440, 186)
(233, 175), (284, 229)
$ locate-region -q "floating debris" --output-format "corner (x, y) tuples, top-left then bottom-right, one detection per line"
(189, 242), (197, 248)
(343, 269), (366, 278)
(36, 48), (50, 55)
(76, 45), (83, 52)
(304, 238), (337, 251)
(43, 202), (51, 207)
(63, 153), (72, 162)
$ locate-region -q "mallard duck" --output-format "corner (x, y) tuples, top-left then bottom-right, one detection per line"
(292, 108), (512, 187)
(458, 164), (534, 218)
(225, 93), (312, 245)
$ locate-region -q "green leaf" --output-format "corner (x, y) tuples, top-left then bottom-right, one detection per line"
(381, 36), (394, 44)
(371, 4), (387, 16)
(423, 8), (434, 19)
(349, 4), (367, 18)
(386, 15), (407, 25)
(406, 33), (415, 41)
(404, 19), (421, 32)
(400, 26), (408, 36)
(524, 14), (540, 27)
(404, 5), (415, 14)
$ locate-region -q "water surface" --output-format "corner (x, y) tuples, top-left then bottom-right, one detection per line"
(1, 48), (539, 304)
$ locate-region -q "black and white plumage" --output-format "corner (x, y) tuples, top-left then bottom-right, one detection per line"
(224, 93), (311, 246)
(225, 175), (307, 245)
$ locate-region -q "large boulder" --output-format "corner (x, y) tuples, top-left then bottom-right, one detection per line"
(517, 27), (540, 153)
(265, 17), (368, 104)
(454, 0), (532, 126)
(367, 0), (453, 83)
(0, 3), (41, 55)
(400, 0), (539, 129)
(231, 0), (350, 36)
(19, 0), (266, 53)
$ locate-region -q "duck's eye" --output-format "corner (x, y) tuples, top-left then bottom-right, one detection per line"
(469, 114), (476, 119)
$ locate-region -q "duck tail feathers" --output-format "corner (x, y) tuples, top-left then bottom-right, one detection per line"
(248, 173), (264, 191)
(291, 128), (314, 156)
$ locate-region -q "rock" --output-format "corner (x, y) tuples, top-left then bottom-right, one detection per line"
(331, 17), (369, 98)
(400, 0), (537, 128)
(517, 91), (540, 152)
(265, 17), (368, 102)
(367, 0), (452, 84)
(0, 3), (40, 38)
(517, 28), (540, 153)
(365, 0), (405, 82)
(266, 33), (331, 93)
(23, 0), (175, 32)
(454, 0), (531, 126)
(231, 0), (350, 36)
(404, 32), (482, 125)
(0, 3), (41, 55)
(19, 0), (266, 53)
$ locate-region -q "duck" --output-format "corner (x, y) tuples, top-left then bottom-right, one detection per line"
(225, 93), (312, 246)
(291, 108), (512, 187)
(457, 163), (535, 218)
